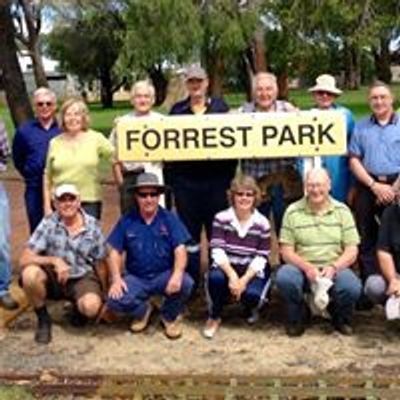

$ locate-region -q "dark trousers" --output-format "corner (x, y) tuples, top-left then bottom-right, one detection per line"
(354, 183), (385, 281)
(171, 175), (231, 287)
(205, 268), (270, 320)
(25, 185), (43, 233)
(119, 170), (143, 215)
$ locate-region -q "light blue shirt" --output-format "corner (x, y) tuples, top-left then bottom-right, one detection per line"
(349, 113), (400, 176)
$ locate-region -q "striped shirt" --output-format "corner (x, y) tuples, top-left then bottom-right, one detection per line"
(210, 207), (271, 278)
(280, 197), (359, 268)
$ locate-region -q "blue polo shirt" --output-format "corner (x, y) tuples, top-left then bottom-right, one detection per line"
(108, 207), (191, 279)
(349, 113), (400, 176)
(12, 119), (60, 187)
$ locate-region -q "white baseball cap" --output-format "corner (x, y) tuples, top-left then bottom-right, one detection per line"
(54, 184), (80, 199)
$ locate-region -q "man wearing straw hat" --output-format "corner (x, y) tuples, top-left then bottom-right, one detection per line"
(307, 74), (355, 203)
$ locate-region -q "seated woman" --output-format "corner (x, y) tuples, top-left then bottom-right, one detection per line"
(43, 98), (114, 219)
(203, 175), (272, 339)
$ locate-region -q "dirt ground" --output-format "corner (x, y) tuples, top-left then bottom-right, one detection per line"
(1, 175), (400, 377)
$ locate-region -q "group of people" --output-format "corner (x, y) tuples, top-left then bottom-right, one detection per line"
(0, 65), (399, 345)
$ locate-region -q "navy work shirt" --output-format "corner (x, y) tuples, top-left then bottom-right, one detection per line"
(108, 207), (191, 279)
(12, 119), (60, 187)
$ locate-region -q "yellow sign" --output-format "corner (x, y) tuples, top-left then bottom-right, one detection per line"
(116, 110), (346, 161)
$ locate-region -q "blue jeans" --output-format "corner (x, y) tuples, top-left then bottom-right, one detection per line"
(275, 264), (361, 325)
(107, 270), (194, 322)
(25, 185), (44, 233)
(0, 183), (11, 296)
(205, 268), (271, 319)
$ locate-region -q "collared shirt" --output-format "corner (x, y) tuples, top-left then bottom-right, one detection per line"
(28, 210), (107, 278)
(12, 119), (60, 187)
(166, 97), (237, 180)
(280, 196), (359, 268)
(108, 207), (191, 279)
(210, 207), (271, 278)
(300, 104), (355, 202)
(0, 120), (10, 172)
(239, 101), (297, 178)
(349, 113), (400, 176)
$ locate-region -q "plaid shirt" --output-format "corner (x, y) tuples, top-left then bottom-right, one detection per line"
(239, 101), (296, 179)
(28, 210), (107, 278)
(0, 120), (10, 172)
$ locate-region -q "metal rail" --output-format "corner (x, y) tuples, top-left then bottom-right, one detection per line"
(1, 373), (400, 399)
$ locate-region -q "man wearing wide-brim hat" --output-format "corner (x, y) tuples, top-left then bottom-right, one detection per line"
(305, 74), (355, 203)
(106, 172), (194, 339)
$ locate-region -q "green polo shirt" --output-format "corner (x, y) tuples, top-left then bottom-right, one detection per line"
(280, 196), (359, 267)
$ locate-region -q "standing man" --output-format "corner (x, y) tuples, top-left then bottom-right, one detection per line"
(275, 168), (361, 336)
(0, 119), (19, 310)
(166, 65), (237, 287)
(364, 190), (400, 305)
(110, 80), (164, 214)
(349, 81), (400, 282)
(12, 87), (60, 233)
(106, 172), (194, 339)
(19, 184), (108, 344)
(240, 72), (302, 234)
(307, 74), (355, 203)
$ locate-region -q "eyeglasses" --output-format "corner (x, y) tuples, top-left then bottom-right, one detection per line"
(36, 101), (54, 107)
(136, 191), (159, 198)
(235, 191), (255, 198)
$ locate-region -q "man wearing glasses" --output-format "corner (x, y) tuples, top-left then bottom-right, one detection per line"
(12, 87), (60, 233)
(106, 172), (194, 339)
(19, 184), (108, 344)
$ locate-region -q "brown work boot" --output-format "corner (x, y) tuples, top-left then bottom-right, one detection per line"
(130, 304), (153, 333)
(161, 317), (182, 339)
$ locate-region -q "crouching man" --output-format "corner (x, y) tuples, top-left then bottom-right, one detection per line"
(106, 172), (194, 339)
(275, 168), (362, 336)
(19, 184), (108, 344)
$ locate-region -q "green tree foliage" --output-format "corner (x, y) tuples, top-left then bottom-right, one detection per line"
(122, 0), (202, 104)
(46, 1), (126, 107)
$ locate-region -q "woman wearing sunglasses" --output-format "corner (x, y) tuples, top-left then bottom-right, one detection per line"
(43, 97), (114, 219)
(203, 174), (272, 339)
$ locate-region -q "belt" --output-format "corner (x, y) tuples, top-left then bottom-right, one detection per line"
(371, 173), (398, 184)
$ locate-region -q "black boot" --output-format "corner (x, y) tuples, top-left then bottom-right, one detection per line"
(34, 306), (52, 344)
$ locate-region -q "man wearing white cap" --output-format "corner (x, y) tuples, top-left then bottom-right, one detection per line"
(306, 74), (355, 203)
(19, 183), (108, 344)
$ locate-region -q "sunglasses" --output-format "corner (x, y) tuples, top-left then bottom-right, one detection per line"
(235, 191), (255, 198)
(36, 101), (54, 107)
(315, 91), (334, 97)
(136, 191), (159, 198)
(57, 194), (78, 203)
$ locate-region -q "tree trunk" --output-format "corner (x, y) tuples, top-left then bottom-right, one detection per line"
(148, 66), (168, 106)
(373, 36), (392, 83)
(344, 40), (360, 90)
(207, 53), (224, 97)
(0, 0), (33, 127)
(99, 66), (113, 108)
(253, 25), (267, 72)
(29, 39), (48, 88)
(277, 69), (289, 100)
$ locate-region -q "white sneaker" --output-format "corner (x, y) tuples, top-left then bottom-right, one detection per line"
(202, 319), (221, 339)
(246, 309), (260, 325)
